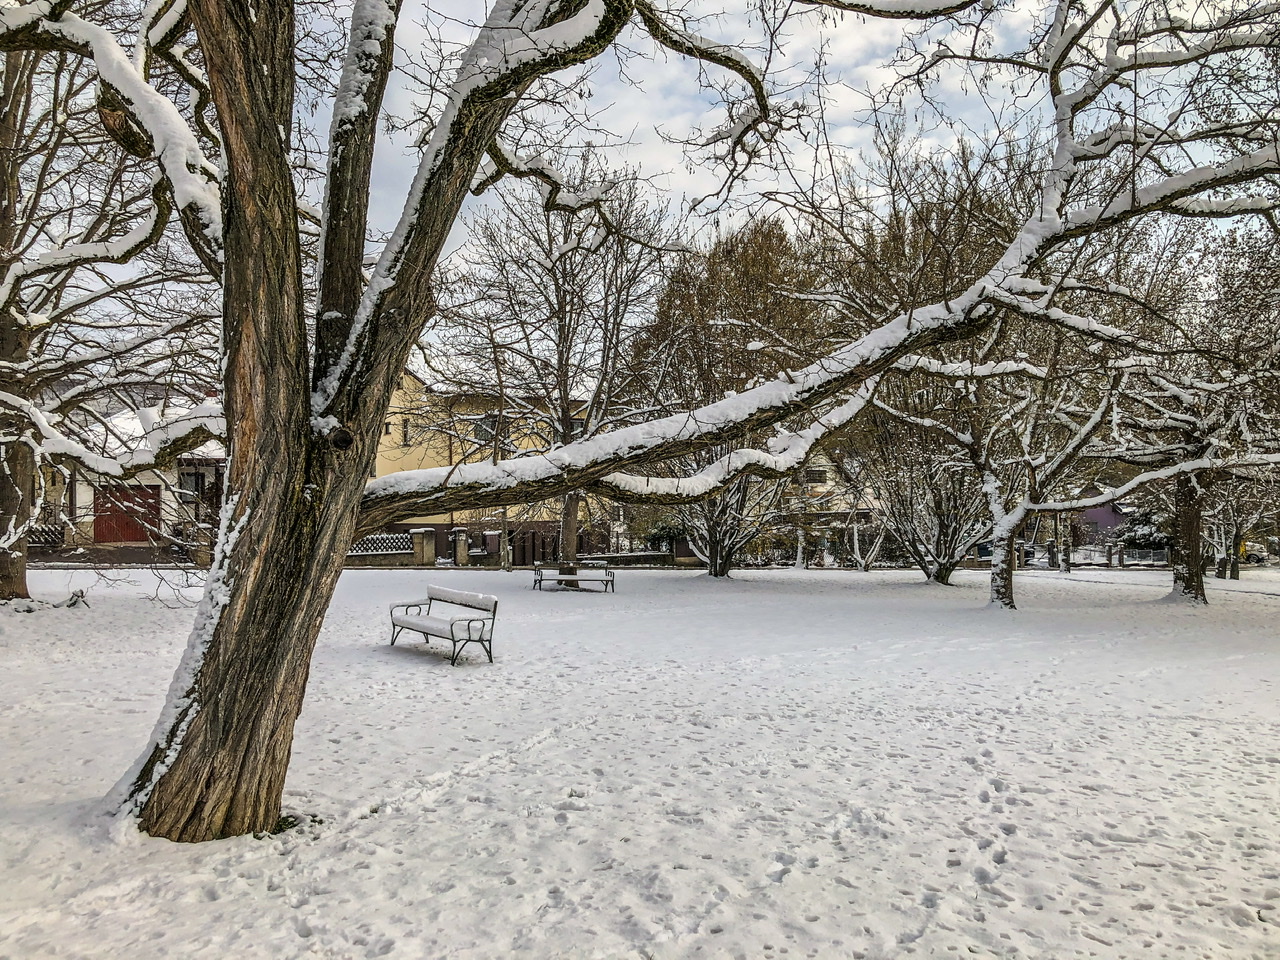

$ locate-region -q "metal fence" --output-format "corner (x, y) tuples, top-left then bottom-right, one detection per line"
(1123, 548), (1169, 565)
(348, 532), (413, 556)
(1073, 545), (1109, 565)
(1071, 544), (1168, 566)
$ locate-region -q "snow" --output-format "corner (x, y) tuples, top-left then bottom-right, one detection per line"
(2, 566), (1278, 958)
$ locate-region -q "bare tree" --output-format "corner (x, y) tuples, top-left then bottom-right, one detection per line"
(4, 0), (1277, 841)
(854, 390), (990, 584)
(0, 38), (218, 601)
(424, 165), (675, 565)
(635, 218), (827, 577)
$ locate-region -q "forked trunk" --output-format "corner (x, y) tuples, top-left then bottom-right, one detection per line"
(125, 442), (367, 841)
(118, 0), (345, 840)
(707, 536), (736, 578)
(928, 561), (957, 585)
(118, 0), (629, 842)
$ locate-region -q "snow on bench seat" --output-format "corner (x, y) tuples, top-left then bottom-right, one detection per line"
(388, 586), (498, 665)
(532, 563), (615, 592)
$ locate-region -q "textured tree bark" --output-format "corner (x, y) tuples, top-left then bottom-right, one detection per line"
(560, 491), (581, 565)
(989, 534), (1016, 609)
(1171, 473), (1208, 604)
(0, 441), (33, 601)
(125, 0), (334, 841)
(0, 51), (32, 602)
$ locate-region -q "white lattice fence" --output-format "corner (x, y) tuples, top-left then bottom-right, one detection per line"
(348, 533), (413, 556)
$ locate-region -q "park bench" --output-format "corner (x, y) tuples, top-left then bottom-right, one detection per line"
(532, 561), (616, 592)
(389, 585), (498, 665)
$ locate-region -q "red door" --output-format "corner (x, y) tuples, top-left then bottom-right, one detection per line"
(94, 485), (161, 543)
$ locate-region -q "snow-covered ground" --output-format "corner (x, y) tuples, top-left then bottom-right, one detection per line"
(2, 566), (1278, 959)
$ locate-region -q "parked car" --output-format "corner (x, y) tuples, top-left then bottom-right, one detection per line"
(1243, 542), (1277, 564)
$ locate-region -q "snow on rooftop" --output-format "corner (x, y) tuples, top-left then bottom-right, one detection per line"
(98, 402), (225, 461)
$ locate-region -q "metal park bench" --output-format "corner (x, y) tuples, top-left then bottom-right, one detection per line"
(389, 585), (498, 665)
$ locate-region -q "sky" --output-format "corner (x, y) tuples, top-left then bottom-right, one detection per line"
(347, 1), (1011, 258)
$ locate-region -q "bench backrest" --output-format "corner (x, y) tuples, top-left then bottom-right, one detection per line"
(426, 584), (498, 614)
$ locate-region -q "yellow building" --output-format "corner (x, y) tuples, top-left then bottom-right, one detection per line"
(366, 374), (609, 566)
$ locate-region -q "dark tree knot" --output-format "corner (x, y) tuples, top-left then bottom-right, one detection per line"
(327, 426), (354, 451)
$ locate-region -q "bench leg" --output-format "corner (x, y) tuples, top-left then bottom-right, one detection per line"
(390, 623), (402, 645)
(448, 637), (493, 665)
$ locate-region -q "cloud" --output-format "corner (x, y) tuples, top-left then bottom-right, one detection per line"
(330, 1), (1000, 256)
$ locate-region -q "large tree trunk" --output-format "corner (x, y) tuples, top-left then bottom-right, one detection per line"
(560, 491), (581, 564)
(122, 0), (312, 840)
(0, 52), (33, 602)
(989, 533), (1016, 609)
(1171, 473), (1209, 604)
(117, 0), (374, 841)
(0, 440), (33, 601)
(129, 458), (365, 840)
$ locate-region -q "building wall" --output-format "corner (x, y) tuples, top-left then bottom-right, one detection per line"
(66, 463), (221, 546)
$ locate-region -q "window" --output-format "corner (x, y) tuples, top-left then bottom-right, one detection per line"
(383, 422), (392, 436)
(804, 468), (828, 485)
(401, 419), (411, 446)
(474, 415), (498, 443)
(177, 471), (204, 502)
(569, 417), (586, 438)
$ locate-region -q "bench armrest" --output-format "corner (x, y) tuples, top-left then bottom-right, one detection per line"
(450, 616), (493, 641)
(390, 599), (432, 614)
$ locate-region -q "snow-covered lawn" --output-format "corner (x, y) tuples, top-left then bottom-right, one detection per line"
(1, 567), (1278, 959)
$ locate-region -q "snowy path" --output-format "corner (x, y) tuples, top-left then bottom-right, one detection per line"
(1, 567), (1277, 958)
